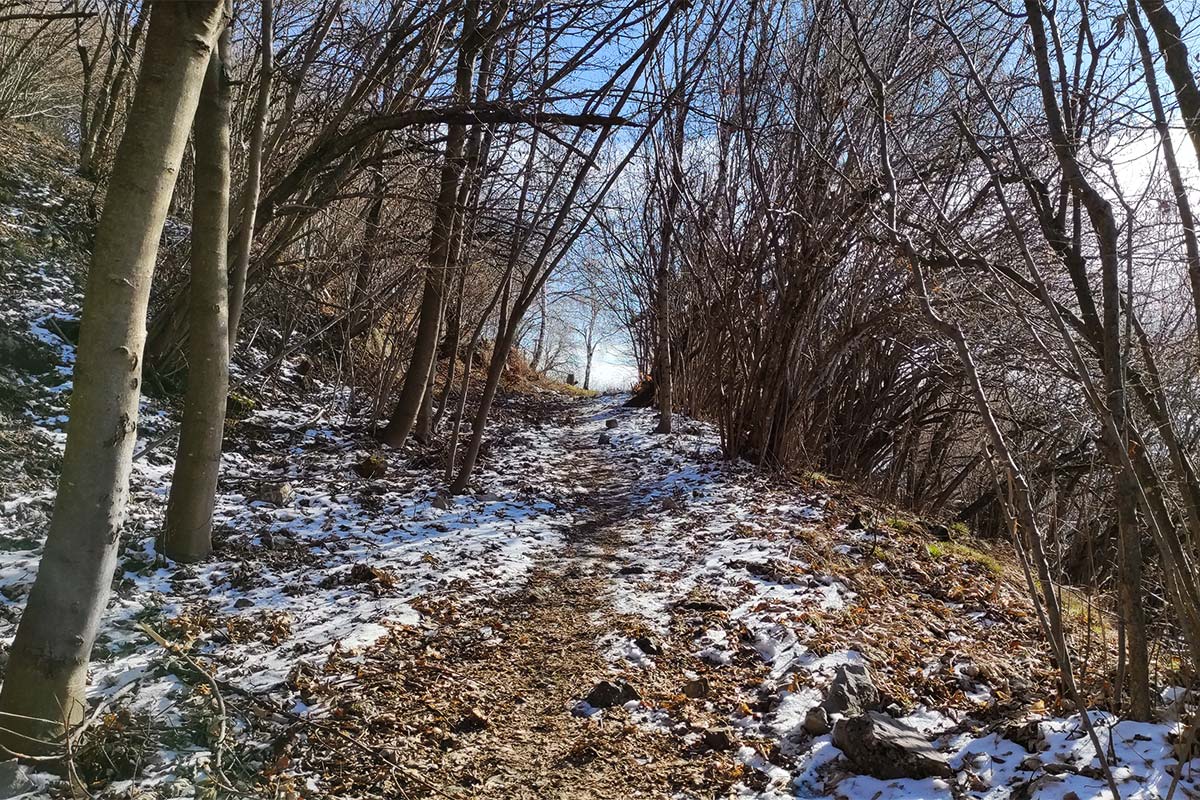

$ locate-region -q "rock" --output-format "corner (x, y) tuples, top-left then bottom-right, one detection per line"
(0, 761), (35, 798)
(258, 482), (294, 506)
(454, 707), (489, 733)
(1019, 755), (1043, 771)
(598, 432), (612, 445)
(683, 677), (710, 699)
(234, 598), (253, 609)
(432, 494), (452, 510)
(618, 564), (646, 575)
(821, 663), (880, 718)
(1004, 719), (1043, 752)
(832, 712), (952, 780)
(585, 680), (640, 708)
(702, 728), (737, 751)
(804, 705), (831, 735)
(353, 453), (387, 479)
(634, 636), (663, 656)
(678, 598), (729, 612)
(523, 586), (550, 604)
(164, 779), (195, 798)
(605, 419), (619, 429)
(1043, 761), (1077, 775)
(262, 531), (293, 549)
(923, 521), (951, 541)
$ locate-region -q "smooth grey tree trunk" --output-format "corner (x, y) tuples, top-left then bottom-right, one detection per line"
(0, 0), (226, 751)
(162, 29), (232, 563)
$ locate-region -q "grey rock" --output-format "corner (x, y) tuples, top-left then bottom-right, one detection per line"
(803, 705), (831, 735)
(0, 761), (34, 798)
(702, 728), (736, 751)
(1004, 719), (1043, 752)
(258, 482), (294, 506)
(598, 432), (613, 445)
(455, 707), (489, 733)
(1043, 761), (1077, 775)
(821, 663), (880, 718)
(605, 419), (619, 429)
(832, 712), (952, 779)
(353, 453), (387, 479)
(164, 779), (195, 798)
(585, 679), (640, 708)
(634, 636), (663, 656)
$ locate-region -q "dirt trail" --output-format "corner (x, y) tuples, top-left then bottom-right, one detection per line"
(304, 403), (748, 799)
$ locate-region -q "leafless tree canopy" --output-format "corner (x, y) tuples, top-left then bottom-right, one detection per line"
(4, 0), (1200, 753)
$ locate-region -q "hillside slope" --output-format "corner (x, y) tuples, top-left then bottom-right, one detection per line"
(0, 125), (1196, 800)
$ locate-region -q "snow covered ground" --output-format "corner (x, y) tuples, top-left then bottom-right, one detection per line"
(1, 152), (1198, 799)
(575, 404), (1200, 800)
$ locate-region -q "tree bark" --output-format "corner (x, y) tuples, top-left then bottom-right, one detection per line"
(1129, 0), (1200, 360)
(0, 0), (225, 750)
(226, 0), (274, 351)
(653, 96), (685, 434)
(1136, 0), (1200, 172)
(381, 1), (479, 448)
(161, 26), (232, 564)
(530, 288), (547, 372)
(85, 4), (146, 178)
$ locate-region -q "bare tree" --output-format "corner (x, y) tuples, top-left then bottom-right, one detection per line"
(0, 0), (227, 750)
(161, 15), (232, 563)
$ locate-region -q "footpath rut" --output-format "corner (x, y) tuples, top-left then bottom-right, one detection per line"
(304, 402), (749, 799)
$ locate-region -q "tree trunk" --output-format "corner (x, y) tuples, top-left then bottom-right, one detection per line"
(653, 283), (672, 432)
(450, 326), (513, 494)
(75, 16), (99, 175)
(1116, 483), (1152, 717)
(0, 0), (225, 750)
(1022, 0), (1154, 715)
(227, 0), (274, 351)
(530, 288), (547, 372)
(345, 169), (384, 342)
(1137, 0), (1200, 172)
(380, 2), (478, 449)
(86, 6), (146, 178)
(161, 28), (232, 564)
(1129, 0), (1200, 360)
(654, 99), (685, 434)
(415, 359), (436, 442)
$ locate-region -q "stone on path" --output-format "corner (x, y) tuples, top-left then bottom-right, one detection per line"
(585, 679), (640, 708)
(832, 711), (952, 779)
(822, 663), (880, 717)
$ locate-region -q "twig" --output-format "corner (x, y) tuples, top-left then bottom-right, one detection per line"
(136, 623), (235, 793)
